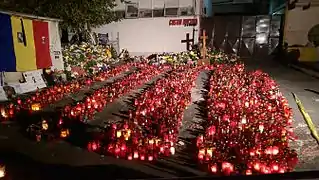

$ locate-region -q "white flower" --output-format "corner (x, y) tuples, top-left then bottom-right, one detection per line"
(66, 66), (71, 71)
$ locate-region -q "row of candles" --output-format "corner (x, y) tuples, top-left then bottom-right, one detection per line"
(61, 63), (171, 122)
(15, 63), (169, 141)
(196, 64), (298, 175)
(0, 63), (133, 121)
(85, 65), (212, 161)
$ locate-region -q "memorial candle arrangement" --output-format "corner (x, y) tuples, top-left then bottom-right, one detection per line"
(22, 63), (132, 109)
(63, 63), (169, 122)
(0, 49), (299, 176)
(0, 103), (16, 121)
(196, 64), (298, 175)
(21, 64), (133, 141)
(0, 64), (132, 122)
(98, 65), (211, 161)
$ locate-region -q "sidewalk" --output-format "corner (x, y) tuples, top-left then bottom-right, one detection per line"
(273, 51), (319, 79)
(288, 62), (319, 79)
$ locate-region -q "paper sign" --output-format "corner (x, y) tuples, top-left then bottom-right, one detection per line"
(22, 83), (38, 93)
(23, 70), (47, 90)
(0, 87), (8, 101)
(8, 83), (37, 94)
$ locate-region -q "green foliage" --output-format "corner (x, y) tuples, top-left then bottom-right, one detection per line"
(0, 0), (124, 29)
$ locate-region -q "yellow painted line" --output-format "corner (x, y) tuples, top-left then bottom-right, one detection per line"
(292, 92), (319, 145)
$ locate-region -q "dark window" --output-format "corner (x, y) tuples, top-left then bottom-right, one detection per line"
(180, 6), (194, 16)
(115, 10), (125, 19)
(139, 9), (153, 18)
(165, 8), (178, 16)
(153, 9), (164, 17)
(126, 3), (138, 18)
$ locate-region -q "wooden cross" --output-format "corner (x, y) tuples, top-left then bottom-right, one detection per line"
(200, 30), (208, 59)
(181, 33), (193, 51)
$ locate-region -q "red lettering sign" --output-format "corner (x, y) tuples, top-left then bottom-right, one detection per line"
(169, 19), (198, 26)
(169, 19), (182, 26)
(183, 19), (198, 26)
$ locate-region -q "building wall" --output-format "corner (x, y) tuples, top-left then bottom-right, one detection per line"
(284, 4), (319, 61)
(285, 5), (319, 46)
(93, 0), (201, 56)
(93, 17), (200, 56)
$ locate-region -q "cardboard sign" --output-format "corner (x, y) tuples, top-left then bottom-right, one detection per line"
(0, 87), (8, 101)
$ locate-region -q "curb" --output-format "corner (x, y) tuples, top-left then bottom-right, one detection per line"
(288, 64), (319, 79)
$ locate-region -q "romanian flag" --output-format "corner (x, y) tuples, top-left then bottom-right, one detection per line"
(0, 13), (52, 72)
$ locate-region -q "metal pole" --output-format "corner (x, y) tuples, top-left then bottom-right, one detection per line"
(238, 16), (243, 56)
(117, 32), (120, 54)
(193, 0), (198, 44)
(151, 0), (154, 17)
(253, 15), (258, 59)
(211, 23), (215, 49)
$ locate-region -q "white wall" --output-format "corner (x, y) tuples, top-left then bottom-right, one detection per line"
(93, 16), (200, 56)
(93, 0), (201, 56)
(284, 5), (319, 59)
(284, 5), (319, 46)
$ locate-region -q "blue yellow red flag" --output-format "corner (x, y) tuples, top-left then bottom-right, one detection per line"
(0, 13), (53, 72)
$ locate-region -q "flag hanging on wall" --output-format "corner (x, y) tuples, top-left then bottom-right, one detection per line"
(0, 13), (52, 72)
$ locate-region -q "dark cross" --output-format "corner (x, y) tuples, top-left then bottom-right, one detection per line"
(181, 33), (193, 51)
